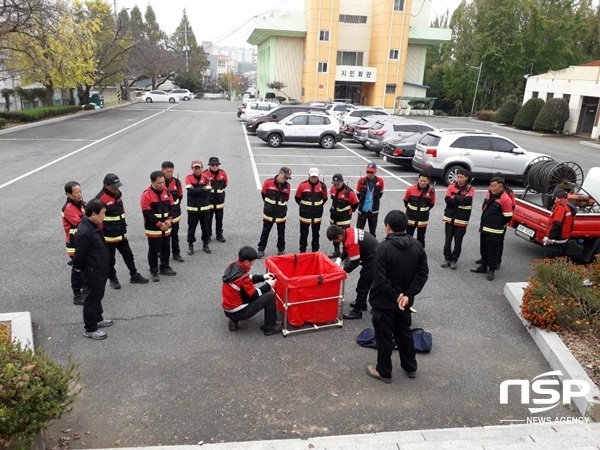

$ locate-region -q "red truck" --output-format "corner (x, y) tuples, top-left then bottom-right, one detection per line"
(510, 167), (600, 262)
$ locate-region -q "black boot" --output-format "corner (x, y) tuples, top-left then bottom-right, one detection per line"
(343, 309), (363, 320)
(349, 302), (368, 311)
(471, 264), (488, 273)
(216, 235), (226, 243)
(487, 269), (495, 281)
(187, 244), (194, 256)
(203, 243), (212, 254)
(441, 259), (451, 268)
(228, 320), (239, 331)
(109, 276), (121, 290)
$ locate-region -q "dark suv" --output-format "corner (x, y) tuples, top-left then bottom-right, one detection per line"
(246, 106), (325, 133)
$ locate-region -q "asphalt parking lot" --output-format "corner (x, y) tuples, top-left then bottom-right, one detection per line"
(3, 100), (596, 448)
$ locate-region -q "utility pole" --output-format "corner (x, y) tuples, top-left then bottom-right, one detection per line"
(467, 62), (483, 117)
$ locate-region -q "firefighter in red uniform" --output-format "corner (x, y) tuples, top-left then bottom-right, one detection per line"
(543, 188), (577, 256)
(95, 173), (148, 289)
(204, 156), (228, 243)
(140, 170), (176, 282)
(62, 181), (86, 305)
(403, 171), (435, 248)
(441, 168), (475, 270)
(329, 173), (359, 258)
(185, 160), (212, 255)
(471, 177), (513, 281)
(257, 167), (292, 258)
(356, 162), (384, 238)
(221, 246), (282, 336)
(327, 225), (379, 320)
(161, 161), (185, 262)
(295, 167), (328, 253)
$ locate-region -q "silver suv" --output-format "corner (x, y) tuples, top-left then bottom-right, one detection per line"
(365, 119), (435, 153)
(412, 130), (552, 185)
(340, 108), (390, 137)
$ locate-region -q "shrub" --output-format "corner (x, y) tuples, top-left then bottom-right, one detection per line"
(521, 257), (600, 333)
(82, 103), (96, 110)
(0, 105), (80, 123)
(275, 96), (287, 104)
(474, 110), (496, 121)
(0, 337), (79, 447)
(533, 98), (570, 133)
(495, 100), (520, 125)
(513, 98), (545, 130)
(0, 118), (7, 129)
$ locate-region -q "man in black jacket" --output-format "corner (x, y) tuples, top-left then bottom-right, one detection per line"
(366, 210), (429, 383)
(73, 198), (113, 340)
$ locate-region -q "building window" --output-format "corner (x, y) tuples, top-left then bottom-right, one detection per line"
(217, 60), (226, 68)
(389, 49), (399, 60)
(394, 0), (405, 11)
(318, 62), (328, 73)
(386, 84), (397, 94)
(336, 51), (364, 66)
(339, 14), (367, 24)
(563, 94), (571, 103)
(547, 93), (554, 100)
(319, 30), (330, 41)
(532, 92), (538, 98)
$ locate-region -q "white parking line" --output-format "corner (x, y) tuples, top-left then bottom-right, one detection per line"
(256, 163), (371, 167)
(0, 138), (96, 142)
(253, 154), (359, 158)
(242, 124), (262, 190)
(0, 105), (177, 190)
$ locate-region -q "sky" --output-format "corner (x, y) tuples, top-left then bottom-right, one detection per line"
(117, 0), (463, 47)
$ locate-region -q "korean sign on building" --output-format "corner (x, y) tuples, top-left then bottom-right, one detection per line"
(335, 65), (377, 83)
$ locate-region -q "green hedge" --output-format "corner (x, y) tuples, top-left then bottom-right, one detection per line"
(0, 105), (81, 123)
(474, 110), (496, 121)
(495, 100), (520, 125)
(533, 98), (570, 133)
(513, 98), (545, 130)
(0, 118), (7, 129)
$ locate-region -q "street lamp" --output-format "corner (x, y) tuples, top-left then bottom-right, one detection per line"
(467, 62), (483, 117)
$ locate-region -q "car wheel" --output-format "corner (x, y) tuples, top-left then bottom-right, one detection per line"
(320, 135), (335, 149)
(268, 134), (282, 148)
(145, 97), (152, 103)
(169, 98), (175, 103)
(443, 165), (465, 186)
(183, 96), (189, 101)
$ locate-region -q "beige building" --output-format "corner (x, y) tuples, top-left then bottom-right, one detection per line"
(247, 0), (450, 108)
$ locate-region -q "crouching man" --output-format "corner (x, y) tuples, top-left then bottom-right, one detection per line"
(221, 246), (283, 336)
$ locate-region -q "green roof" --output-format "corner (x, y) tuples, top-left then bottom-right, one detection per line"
(247, 18), (307, 45)
(408, 27), (451, 45)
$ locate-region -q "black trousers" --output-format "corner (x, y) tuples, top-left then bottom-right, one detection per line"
(406, 225), (427, 248)
(83, 274), (108, 332)
(258, 220), (286, 252)
(356, 212), (378, 238)
(171, 221), (181, 256)
(70, 256), (83, 293)
(443, 223), (467, 262)
(354, 262), (374, 310)
(108, 239), (137, 278)
(479, 232), (504, 270)
(147, 236), (170, 272)
(188, 212), (211, 244)
(224, 291), (277, 327)
(372, 307), (417, 378)
(209, 207), (224, 237)
(299, 221), (321, 252)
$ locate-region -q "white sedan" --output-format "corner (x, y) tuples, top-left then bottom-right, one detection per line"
(141, 90), (179, 103)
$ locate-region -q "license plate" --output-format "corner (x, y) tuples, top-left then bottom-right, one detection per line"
(382, 155), (388, 162)
(516, 224), (535, 238)
(415, 149), (423, 157)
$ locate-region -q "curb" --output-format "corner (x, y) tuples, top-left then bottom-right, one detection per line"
(581, 141), (600, 150)
(0, 311), (34, 350)
(489, 123), (554, 137)
(504, 282), (600, 421)
(0, 102), (135, 136)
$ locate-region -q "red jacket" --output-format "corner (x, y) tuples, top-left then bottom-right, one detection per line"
(330, 183), (359, 226)
(262, 177), (290, 222)
(443, 183), (475, 227)
(548, 198), (576, 240)
(404, 184), (435, 227)
(221, 261), (270, 312)
(166, 177), (184, 222)
(140, 185), (173, 238)
(295, 179), (328, 223)
(62, 198), (85, 256)
(480, 190), (513, 234)
(203, 168), (228, 209)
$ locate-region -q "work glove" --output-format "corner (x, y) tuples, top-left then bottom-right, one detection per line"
(335, 258), (342, 267)
(265, 278), (276, 288)
(264, 272), (275, 281)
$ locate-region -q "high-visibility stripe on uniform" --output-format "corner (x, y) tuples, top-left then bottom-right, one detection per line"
(300, 216), (322, 224)
(336, 205), (351, 212)
(264, 198), (276, 204)
(154, 212), (169, 218)
(408, 219), (429, 227)
(66, 247), (74, 256)
(69, 229), (76, 234)
(173, 199), (180, 205)
(145, 229), (172, 237)
(331, 219), (352, 226)
(482, 226), (505, 234)
(300, 199), (324, 206)
(407, 204), (430, 212)
(209, 203), (225, 210)
(263, 214), (287, 223)
(105, 235), (125, 243)
(103, 214), (125, 221)
(173, 216), (182, 223)
(458, 205), (472, 210)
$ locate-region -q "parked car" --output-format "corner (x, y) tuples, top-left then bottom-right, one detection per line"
(352, 117), (387, 147)
(240, 101), (279, 122)
(256, 112), (342, 149)
(140, 90), (179, 103)
(379, 133), (428, 169)
(246, 105), (325, 133)
(365, 119), (436, 153)
(169, 89), (194, 101)
(412, 130), (552, 185)
(324, 103), (356, 117)
(340, 108), (390, 137)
